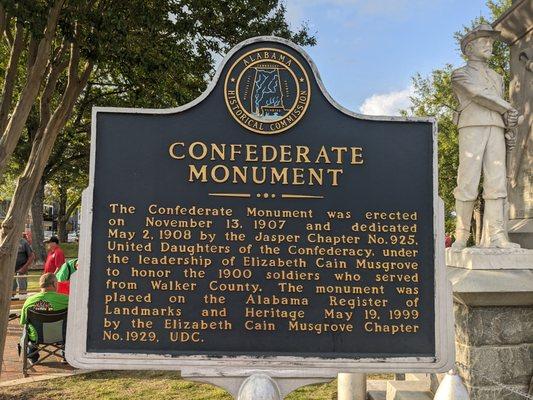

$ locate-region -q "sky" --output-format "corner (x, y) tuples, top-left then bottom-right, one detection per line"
(284, 0), (493, 115)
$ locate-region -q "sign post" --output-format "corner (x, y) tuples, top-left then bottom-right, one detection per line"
(337, 373), (366, 400)
(66, 36), (453, 398)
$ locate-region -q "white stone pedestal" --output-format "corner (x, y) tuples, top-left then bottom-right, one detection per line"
(337, 373), (366, 400)
(237, 374), (282, 400)
(446, 247), (533, 270)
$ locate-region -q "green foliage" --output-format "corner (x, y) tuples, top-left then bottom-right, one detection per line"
(1, 0), (52, 37)
(1, 0), (316, 213)
(406, 0), (511, 232)
(60, 241), (78, 258)
(71, 0), (316, 109)
(409, 66), (458, 233)
(0, 172), (16, 200)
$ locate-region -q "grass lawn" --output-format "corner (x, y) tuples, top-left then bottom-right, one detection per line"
(0, 371), (338, 400)
(61, 242), (79, 259)
(26, 270), (41, 292)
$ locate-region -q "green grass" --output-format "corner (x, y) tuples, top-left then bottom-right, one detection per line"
(0, 371), (229, 400)
(26, 270), (41, 292)
(0, 371), (391, 399)
(61, 243), (79, 259)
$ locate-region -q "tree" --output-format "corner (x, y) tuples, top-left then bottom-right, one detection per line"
(0, 0), (65, 178)
(0, 0), (315, 375)
(45, 129), (88, 243)
(406, 0), (512, 235)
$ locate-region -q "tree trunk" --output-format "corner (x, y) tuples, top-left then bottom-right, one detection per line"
(30, 178), (46, 263)
(0, 52), (92, 377)
(0, 40), (93, 379)
(0, 177), (38, 379)
(57, 186), (68, 243)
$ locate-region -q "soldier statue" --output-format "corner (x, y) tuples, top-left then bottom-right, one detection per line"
(451, 24), (520, 249)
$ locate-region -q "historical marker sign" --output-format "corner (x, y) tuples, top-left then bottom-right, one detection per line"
(66, 37), (453, 377)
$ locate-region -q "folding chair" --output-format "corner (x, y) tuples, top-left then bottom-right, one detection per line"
(19, 308), (67, 377)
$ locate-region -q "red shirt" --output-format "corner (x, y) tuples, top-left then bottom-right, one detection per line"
(43, 247), (65, 274)
(57, 281), (70, 295)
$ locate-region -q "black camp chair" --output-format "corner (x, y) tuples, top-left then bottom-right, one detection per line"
(19, 308), (67, 377)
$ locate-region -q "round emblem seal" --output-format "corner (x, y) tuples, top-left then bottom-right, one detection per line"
(224, 48), (311, 135)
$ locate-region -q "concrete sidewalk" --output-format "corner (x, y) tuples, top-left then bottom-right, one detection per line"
(1, 319), (76, 383)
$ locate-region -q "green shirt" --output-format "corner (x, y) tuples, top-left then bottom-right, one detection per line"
(55, 258), (78, 282)
(20, 291), (69, 341)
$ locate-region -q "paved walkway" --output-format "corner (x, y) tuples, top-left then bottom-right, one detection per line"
(1, 317), (75, 383)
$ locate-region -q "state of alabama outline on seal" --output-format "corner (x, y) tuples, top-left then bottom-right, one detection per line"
(224, 48), (311, 135)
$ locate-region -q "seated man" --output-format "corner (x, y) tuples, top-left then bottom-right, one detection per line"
(55, 258), (78, 295)
(20, 273), (69, 363)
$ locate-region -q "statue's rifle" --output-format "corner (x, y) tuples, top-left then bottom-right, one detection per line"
(505, 115), (525, 188)
(507, 50), (531, 189)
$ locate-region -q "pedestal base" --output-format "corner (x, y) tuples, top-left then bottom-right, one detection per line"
(448, 261), (533, 399)
(446, 247), (533, 269)
(454, 302), (533, 400)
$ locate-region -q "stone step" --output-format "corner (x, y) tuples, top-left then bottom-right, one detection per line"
(367, 379), (387, 400)
(405, 373), (430, 381)
(386, 380), (433, 400)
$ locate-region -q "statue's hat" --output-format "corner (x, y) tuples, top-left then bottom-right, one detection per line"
(460, 24), (500, 54)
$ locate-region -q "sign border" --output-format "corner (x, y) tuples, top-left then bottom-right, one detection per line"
(66, 35), (454, 376)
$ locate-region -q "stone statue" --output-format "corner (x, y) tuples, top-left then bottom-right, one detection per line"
(451, 24), (520, 249)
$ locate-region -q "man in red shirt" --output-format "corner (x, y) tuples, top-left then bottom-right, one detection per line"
(43, 236), (65, 274)
(445, 233), (453, 248)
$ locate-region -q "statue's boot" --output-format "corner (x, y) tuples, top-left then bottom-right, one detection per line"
(484, 198), (520, 249)
(451, 200), (474, 250)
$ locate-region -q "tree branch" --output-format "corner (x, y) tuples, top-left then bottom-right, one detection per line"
(68, 82), (91, 131)
(65, 196), (82, 220)
(45, 151), (89, 179)
(0, 0), (65, 178)
(86, 88), (129, 104)
(0, 21), (25, 133)
(27, 44), (94, 181)
(39, 43), (70, 128)
(3, 14), (13, 47)
(29, 40), (79, 165)
(0, 5), (5, 43)
(26, 36), (38, 74)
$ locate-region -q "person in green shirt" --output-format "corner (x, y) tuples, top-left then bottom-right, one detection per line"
(20, 273), (68, 362)
(55, 258), (77, 282)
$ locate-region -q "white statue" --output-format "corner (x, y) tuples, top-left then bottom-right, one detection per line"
(451, 24), (520, 249)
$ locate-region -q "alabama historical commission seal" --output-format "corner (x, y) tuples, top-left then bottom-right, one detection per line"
(224, 48), (311, 135)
